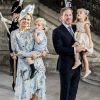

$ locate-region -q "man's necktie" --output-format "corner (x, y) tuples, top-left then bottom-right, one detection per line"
(68, 26), (74, 37)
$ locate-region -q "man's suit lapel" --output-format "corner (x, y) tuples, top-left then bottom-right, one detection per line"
(60, 24), (74, 39)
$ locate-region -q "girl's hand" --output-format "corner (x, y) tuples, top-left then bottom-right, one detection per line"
(34, 29), (40, 33)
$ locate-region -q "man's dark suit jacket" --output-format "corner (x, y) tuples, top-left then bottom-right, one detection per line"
(53, 24), (76, 71)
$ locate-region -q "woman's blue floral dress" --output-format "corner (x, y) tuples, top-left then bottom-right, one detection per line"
(11, 28), (46, 100)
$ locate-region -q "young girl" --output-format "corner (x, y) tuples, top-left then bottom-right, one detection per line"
(72, 8), (93, 78)
(26, 17), (48, 79)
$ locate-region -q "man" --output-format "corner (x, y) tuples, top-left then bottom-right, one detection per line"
(64, 0), (72, 7)
(0, 0), (23, 91)
(1, 1), (23, 76)
(52, 7), (84, 100)
(9, 0), (23, 91)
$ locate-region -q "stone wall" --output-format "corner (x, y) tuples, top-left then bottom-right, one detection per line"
(0, 20), (10, 65)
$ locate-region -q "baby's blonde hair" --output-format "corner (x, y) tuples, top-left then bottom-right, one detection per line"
(34, 17), (48, 33)
(75, 8), (90, 24)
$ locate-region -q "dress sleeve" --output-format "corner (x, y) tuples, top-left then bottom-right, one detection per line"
(84, 21), (91, 26)
(16, 42), (33, 57)
(38, 31), (45, 42)
(15, 35), (33, 58)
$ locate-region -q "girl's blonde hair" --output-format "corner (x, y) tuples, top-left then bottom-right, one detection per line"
(34, 17), (48, 33)
(75, 8), (90, 24)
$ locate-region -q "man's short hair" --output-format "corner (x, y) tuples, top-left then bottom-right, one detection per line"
(60, 7), (73, 17)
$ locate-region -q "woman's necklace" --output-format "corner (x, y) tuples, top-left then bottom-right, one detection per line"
(19, 28), (27, 32)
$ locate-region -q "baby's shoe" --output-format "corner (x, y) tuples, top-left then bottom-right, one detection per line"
(72, 61), (81, 69)
(82, 70), (91, 78)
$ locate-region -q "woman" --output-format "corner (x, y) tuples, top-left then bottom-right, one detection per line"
(11, 5), (46, 100)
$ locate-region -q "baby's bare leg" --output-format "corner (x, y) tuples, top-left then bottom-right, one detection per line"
(26, 57), (33, 64)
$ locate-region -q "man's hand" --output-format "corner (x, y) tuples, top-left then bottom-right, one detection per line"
(72, 42), (80, 47)
(10, 53), (16, 59)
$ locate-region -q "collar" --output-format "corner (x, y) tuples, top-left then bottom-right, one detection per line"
(62, 23), (72, 29)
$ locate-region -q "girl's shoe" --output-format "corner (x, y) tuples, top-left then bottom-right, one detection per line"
(82, 70), (91, 78)
(72, 61), (81, 69)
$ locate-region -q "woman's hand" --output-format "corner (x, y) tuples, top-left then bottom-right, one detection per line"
(31, 51), (41, 59)
(41, 51), (47, 57)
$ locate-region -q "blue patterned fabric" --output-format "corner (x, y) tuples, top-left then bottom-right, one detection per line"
(11, 29), (46, 100)
(33, 30), (47, 52)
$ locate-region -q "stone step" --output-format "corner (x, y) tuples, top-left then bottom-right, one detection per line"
(43, 54), (58, 72)
(81, 72), (100, 86)
(38, 3), (60, 27)
(92, 33), (100, 53)
(81, 61), (100, 86)
(92, 66), (100, 76)
(82, 78), (100, 86)
(92, 65), (100, 71)
(93, 71), (100, 77)
(94, 41), (100, 53)
(88, 50), (100, 66)
(0, 5), (11, 16)
(87, 74), (100, 82)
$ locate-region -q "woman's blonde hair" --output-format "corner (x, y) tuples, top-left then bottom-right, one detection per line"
(75, 8), (90, 24)
(34, 17), (48, 33)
